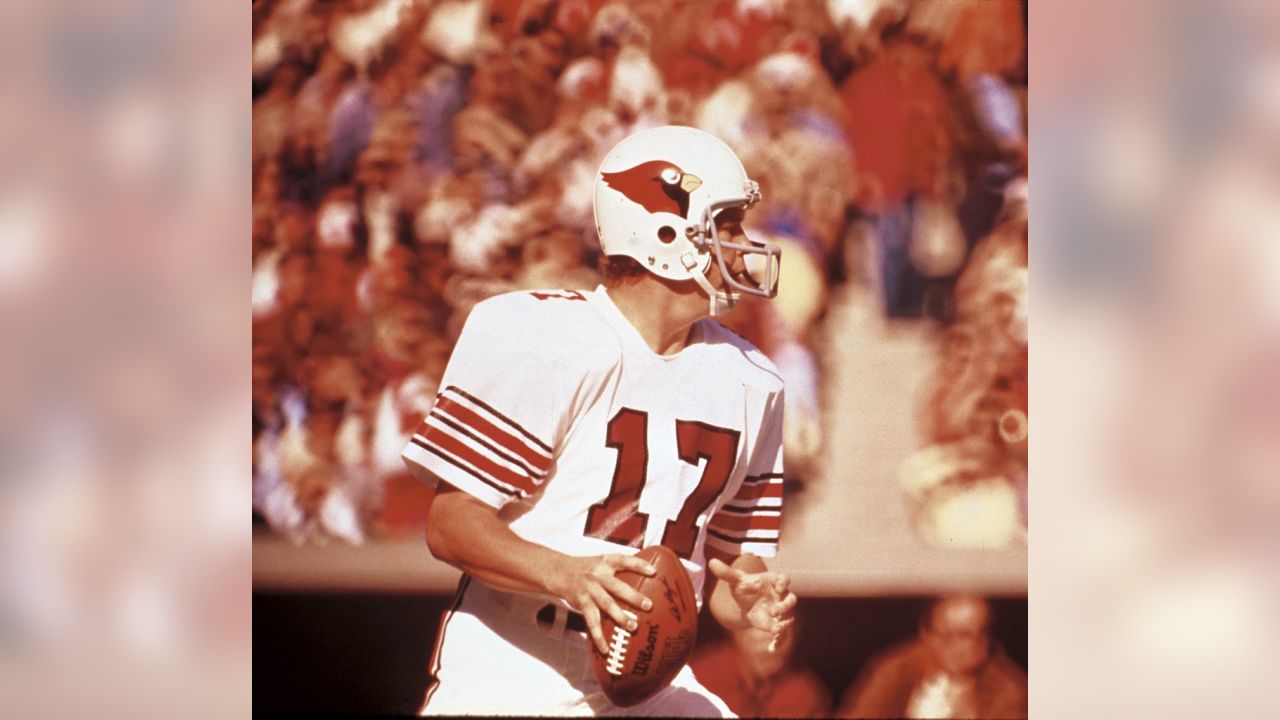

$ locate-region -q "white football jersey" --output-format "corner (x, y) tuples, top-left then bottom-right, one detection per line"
(402, 285), (784, 598)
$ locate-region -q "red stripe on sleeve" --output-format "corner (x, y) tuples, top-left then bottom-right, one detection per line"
(420, 425), (538, 495)
(731, 480), (784, 503)
(709, 513), (782, 533)
(436, 396), (551, 473)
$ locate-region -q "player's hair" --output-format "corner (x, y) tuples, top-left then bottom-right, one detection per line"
(600, 254), (649, 284)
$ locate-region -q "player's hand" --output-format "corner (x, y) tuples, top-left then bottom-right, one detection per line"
(707, 557), (797, 652)
(552, 554), (656, 655)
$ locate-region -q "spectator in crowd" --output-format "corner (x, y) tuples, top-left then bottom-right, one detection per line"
(838, 595), (1027, 719)
(692, 623), (831, 718)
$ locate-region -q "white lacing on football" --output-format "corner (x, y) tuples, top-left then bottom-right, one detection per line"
(605, 625), (630, 676)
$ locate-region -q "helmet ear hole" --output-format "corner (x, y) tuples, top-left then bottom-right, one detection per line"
(657, 226), (676, 243)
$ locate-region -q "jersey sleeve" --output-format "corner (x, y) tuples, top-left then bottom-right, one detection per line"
(705, 389), (784, 558)
(400, 297), (567, 509)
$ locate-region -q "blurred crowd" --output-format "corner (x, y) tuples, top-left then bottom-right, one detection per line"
(689, 593), (1026, 718)
(250, 0), (1028, 545)
(900, 184), (1027, 548)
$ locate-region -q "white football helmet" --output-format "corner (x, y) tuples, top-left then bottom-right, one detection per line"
(593, 125), (780, 315)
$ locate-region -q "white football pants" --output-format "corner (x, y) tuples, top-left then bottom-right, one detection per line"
(419, 576), (734, 717)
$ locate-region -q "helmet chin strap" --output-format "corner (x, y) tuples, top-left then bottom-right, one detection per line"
(685, 253), (738, 316)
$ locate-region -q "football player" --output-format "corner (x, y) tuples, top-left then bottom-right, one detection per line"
(403, 125), (797, 716)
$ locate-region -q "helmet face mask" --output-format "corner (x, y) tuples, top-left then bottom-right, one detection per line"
(594, 126), (780, 315)
(687, 187), (781, 300)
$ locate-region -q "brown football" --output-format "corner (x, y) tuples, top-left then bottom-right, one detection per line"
(589, 545), (699, 707)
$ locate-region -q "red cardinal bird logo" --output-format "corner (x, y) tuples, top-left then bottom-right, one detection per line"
(601, 161), (703, 218)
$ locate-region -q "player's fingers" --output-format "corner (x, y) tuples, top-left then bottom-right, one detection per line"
(736, 572), (770, 596)
(611, 554), (657, 577)
(772, 573), (791, 597)
(773, 591), (798, 619)
(589, 583), (638, 633)
(768, 629), (788, 652)
(581, 600), (609, 655)
(602, 575), (653, 613)
(767, 618), (794, 653)
(707, 558), (741, 583)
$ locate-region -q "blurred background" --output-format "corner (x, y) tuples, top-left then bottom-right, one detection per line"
(1032, 0), (1280, 716)
(249, 0), (1028, 714)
